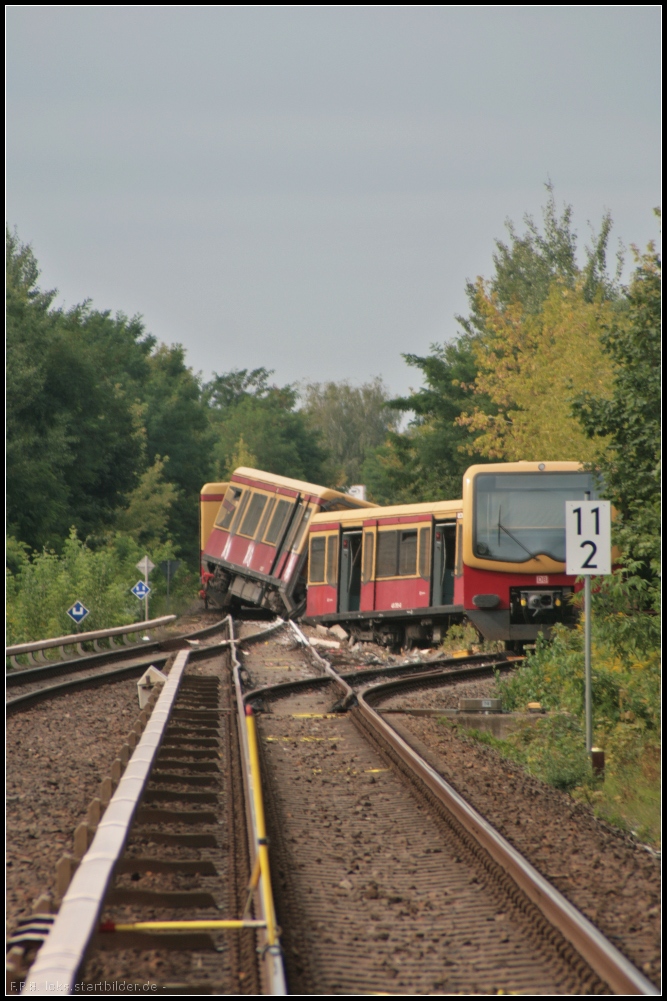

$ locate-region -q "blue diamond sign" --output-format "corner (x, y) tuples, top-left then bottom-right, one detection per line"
(131, 580), (151, 600)
(67, 601), (90, 625)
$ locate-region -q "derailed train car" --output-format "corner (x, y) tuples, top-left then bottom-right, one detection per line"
(303, 461), (600, 648)
(200, 468), (374, 616)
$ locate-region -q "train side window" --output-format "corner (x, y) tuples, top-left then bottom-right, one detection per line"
(326, 535), (339, 585)
(215, 486), (243, 529)
(309, 537), (326, 583)
(376, 531), (398, 577)
(240, 492), (267, 537)
(398, 530), (418, 576)
(230, 490), (250, 534)
(256, 497), (275, 540)
(418, 527), (431, 579)
(264, 499), (293, 545)
(361, 531), (374, 584)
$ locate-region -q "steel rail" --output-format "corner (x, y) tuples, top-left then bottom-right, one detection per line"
(242, 653), (515, 709)
(240, 636), (657, 996)
(6, 655), (173, 713)
(22, 650), (191, 996)
(6, 617), (231, 684)
(7, 618), (288, 713)
(229, 617), (288, 996)
(355, 678), (658, 996)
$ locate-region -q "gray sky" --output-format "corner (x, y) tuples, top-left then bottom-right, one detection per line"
(6, 6), (661, 396)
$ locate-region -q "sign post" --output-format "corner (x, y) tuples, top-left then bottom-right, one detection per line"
(565, 496), (611, 755)
(135, 556), (156, 622)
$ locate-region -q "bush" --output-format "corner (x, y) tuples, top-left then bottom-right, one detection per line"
(490, 611), (660, 843)
(6, 529), (198, 645)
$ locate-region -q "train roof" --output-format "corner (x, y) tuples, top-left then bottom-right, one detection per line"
(230, 468), (376, 507)
(201, 481), (229, 495)
(464, 460), (585, 478)
(311, 497), (462, 527)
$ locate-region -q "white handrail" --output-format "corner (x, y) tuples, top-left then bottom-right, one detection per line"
(22, 650), (190, 996)
(7, 616), (176, 657)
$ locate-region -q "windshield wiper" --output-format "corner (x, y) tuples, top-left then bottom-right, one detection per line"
(497, 518), (540, 561)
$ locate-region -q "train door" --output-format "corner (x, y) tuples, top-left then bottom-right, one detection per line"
(432, 522), (456, 606)
(271, 497), (303, 577)
(339, 531), (363, 613)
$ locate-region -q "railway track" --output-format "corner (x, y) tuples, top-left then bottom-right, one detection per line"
(10, 617), (658, 994)
(239, 623), (657, 995)
(17, 634), (280, 995)
(5, 616), (273, 713)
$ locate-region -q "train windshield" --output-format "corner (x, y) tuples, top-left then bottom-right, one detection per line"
(474, 472), (599, 563)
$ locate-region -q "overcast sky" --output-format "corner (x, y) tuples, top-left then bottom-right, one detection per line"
(6, 6), (661, 396)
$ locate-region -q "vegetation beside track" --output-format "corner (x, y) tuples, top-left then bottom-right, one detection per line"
(446, 237), (661, 846)
(6, 530), (195, 644)
(453, 599), (660, 846)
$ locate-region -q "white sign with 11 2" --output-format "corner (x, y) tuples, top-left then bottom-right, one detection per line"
(565, 500), (611, 576)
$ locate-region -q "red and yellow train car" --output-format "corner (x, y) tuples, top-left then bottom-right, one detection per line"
(200, 468), (373, 616)
(461, 460), (599, 646)
(304, 460), (601, 648)
(304, 498), (463, 647)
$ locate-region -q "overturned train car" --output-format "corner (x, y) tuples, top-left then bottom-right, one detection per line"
(200, 468), (374, 616)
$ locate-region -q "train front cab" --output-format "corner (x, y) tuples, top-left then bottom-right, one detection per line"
(462, 461), (600, 645)
(200, 482), (229, 563)
(200, 468), (374, 615)
(305, 499), (464, 647)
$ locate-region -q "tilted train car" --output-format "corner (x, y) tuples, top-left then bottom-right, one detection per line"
(200, 481), (229, 555)
(200, 468), (374, 616)
(303, 460), (601, 648)
(304, 498), (463, 648)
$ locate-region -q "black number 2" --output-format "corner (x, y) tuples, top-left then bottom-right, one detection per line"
(581, 540), (598, 568)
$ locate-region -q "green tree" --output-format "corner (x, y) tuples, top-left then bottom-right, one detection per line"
(376, 186), (621, 503)
(458, 281), (616, 461)
(300, 378), (399, 489)
(6, 231), (149, 549)
(574, 240), (661, 525)
(140, 345), (213, 562)
(363, 335), (490, 504)
(205, 368), (326, 483)
(572, 237), (661, 658)
(114, 456), (179, 549)
(7, 230), (215, 566)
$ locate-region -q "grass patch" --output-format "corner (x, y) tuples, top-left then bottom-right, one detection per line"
(440, 621), (661, 847)
(445, 714), (660, 845)
(440, 620), (504, 656)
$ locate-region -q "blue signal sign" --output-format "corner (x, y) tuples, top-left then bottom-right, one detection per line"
(131, 581), (151, 600)
(67, 601), (90, 625)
